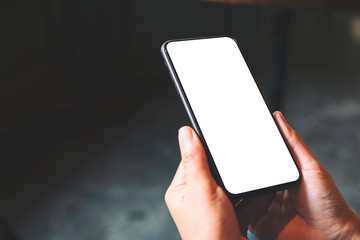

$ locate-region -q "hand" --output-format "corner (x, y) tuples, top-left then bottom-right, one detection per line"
(237, 111), (360, 240)
(165, 126), (244, 240)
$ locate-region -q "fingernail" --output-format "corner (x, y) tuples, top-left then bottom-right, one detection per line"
(274, 110), (282, 117)
(179, 127), (193, 144)
(279, 112), (288, 124)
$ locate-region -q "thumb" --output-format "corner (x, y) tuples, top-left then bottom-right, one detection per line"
(273, 111), (321, 171)
(178, 126), (214, 187)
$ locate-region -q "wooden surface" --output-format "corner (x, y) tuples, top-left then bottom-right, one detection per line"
(203, 0), (360, 11)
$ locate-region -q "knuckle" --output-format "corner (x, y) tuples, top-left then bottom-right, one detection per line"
(288, 129), (300, 145)
(164, 188), (172, 205)
(182, 151), (198, 165)
(164, 191), (169, 204)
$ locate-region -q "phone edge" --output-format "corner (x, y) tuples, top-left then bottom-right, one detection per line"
(160, 37), (302, 204)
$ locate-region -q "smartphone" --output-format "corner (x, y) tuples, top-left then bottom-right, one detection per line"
(161, 36), (301, 202)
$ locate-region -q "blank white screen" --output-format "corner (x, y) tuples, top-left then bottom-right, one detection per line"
(166, 37), (299, 194)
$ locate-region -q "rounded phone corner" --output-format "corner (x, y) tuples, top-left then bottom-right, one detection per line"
(292, 170), (302, 186)
(160, 41), (171, 55)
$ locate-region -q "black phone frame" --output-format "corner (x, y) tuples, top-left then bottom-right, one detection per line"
(161, 36), (301, 205)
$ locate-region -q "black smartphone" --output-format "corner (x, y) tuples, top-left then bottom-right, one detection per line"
(161, 36), (301, 202)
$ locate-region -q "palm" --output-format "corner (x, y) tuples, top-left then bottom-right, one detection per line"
(236, 190), (302, 240)
(238, 188), (324, 240)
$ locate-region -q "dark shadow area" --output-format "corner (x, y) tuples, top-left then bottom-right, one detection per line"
(1, 1), (360, 239)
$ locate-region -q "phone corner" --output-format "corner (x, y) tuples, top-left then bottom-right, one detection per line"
(295, 170), (302, 185)
(160, 40), (171, 54)
(221, 35), (238, 43)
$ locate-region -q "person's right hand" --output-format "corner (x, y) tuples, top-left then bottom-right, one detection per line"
(237, 111), (360, 240)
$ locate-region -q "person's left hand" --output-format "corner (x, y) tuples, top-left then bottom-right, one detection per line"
(165, 126), (244, 240)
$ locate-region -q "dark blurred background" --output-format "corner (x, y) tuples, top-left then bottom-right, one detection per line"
(1, 1), (360, 239)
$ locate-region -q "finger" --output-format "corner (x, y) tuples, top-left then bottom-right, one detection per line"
(273, 111), (320, 171)
(178, 126), (214, 187)
(165, 161), (185, 205)
(236, 192), (275, 225)
(168, 161), (186, 191)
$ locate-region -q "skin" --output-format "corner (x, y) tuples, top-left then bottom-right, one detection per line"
(165, 111), (360, 240)
(165, 125), (243, 240)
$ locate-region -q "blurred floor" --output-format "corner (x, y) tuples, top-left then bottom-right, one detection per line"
(0, 64), (359, 240)
(0, 78), (186, 239)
